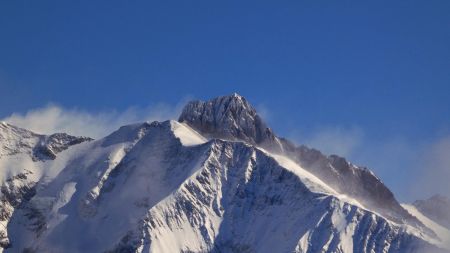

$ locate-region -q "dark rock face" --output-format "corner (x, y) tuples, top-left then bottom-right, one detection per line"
(0, 171), (37, 249)
(179, 93), (279, 148)
(33, 133), (92, 161)
(414, 195), (450, 229)
(178, 93), (417, 224)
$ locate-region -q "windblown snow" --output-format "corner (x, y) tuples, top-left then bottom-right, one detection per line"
(171, 122), (207, 146)
(0, 94), (448, 253)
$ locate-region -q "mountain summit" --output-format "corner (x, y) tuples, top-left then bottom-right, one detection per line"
(179, 93), (278, 147)
(0, 94), (448, 253)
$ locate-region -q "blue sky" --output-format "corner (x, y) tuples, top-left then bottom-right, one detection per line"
(1, 1), (450, 201)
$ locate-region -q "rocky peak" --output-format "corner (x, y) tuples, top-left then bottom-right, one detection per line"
(0, 122), (92, 161)
(178, 93), (277, 145)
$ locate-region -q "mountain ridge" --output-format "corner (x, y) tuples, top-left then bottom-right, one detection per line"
(0, 94), (448, 252)
(0, 121), (92, 161)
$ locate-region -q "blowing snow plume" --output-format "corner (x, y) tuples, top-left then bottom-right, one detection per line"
(1, 103), (183, 139)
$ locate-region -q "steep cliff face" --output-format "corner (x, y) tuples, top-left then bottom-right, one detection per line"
(0, 95), (448, 253)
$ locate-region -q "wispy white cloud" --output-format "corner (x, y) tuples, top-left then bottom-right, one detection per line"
(255, 104), (272, 124)
(1, 102), (184, 139)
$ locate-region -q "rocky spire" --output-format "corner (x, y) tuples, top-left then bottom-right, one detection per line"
(178, 93), (278, 146)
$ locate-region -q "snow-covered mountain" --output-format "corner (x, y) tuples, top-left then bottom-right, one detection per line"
(179, 94), (416, 224)
(0, 94), (448, 253)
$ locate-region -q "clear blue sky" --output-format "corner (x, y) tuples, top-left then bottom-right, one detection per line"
(1, 1), (450, 200)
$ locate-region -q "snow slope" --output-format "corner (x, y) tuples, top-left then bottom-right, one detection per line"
(0, 122), (91, 249)
(402, 204), (450, 249)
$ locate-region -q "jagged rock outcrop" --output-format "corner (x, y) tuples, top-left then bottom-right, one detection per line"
(179, 93), (281, 149)
(0, 171), (36, 249)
